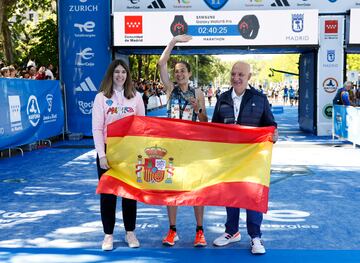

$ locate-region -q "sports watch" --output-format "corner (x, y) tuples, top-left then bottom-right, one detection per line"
(238, 15), (260, 40)
(170, 15), (188, 36)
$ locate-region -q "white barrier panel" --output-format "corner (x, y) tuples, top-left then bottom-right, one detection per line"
(347, 107), (360, 146)
(148, 95), (167, 110)
(350, 9), (360, 44)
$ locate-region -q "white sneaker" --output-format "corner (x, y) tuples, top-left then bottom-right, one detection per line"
(102, 234), (113, 251)
(251, 237), (266, 255)
(213, 232), (241, 247)
(125, 231), (140, 248)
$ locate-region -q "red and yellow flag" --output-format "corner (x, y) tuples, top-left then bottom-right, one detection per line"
(96, 116), (275, 213)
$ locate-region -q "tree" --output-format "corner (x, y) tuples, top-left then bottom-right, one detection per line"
(0, 0), (54, 64)
(347, 54), (360, 71)
(26, 16), (57, 68)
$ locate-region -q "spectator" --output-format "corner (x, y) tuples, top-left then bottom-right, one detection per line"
(44, 64), (55, 80)
(28, 66), (37, 79)
(27, 59), (36, 68)
(215, 87), (221, 100)
(9, 65), (17, 78)
(289, 86), (295, 106)
(333, 81), (353, 106)
(20, 70), (30, 79)
(142, 88), (151, 115)
(1, 66), (10, 78)
(35, 66), (46, 80)
(283, 85), (289, 105)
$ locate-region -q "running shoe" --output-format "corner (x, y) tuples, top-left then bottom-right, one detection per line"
(102, 234), (114, 251)
(125, 231), (140, 248)
(213, 231), (241, 247)
(250, 237), (266, 255)
(162, 229), (179, 246)
(194, 230), (207, 247)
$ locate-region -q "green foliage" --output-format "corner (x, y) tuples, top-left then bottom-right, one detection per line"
(216, 54), (300, 88)
(26, 17), (58, 67)
(130, 54), (225, 86)
(1, 0), (55, 65)
(347, 54), (360, 71)
(128, 54), (300, 89)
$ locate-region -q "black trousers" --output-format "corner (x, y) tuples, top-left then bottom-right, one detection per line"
(96, 153), (137, 234)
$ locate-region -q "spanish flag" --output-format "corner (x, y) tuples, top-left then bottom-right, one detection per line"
(96, 116), (275, 213)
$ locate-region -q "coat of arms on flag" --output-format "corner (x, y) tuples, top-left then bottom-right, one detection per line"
(136, 146), (175, 183)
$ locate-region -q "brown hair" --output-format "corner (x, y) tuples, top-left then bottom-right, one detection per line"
(99, 59), (135, 99)
(174, 61), (191, 72)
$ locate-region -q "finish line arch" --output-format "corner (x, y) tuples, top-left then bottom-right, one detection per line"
(58, 0), (360, 136)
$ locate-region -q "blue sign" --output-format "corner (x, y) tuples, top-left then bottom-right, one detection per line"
(333, 105), (360, 145)
(0, 79), (64, 150)
(327, 50), (335, 62)
(292, 14), (304, 33)
(203, 0), (229, 10)
(58, 0), (111, 136)
(333, 105), (348, 139)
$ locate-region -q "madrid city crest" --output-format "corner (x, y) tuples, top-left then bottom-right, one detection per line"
(292, 14), (304, 33)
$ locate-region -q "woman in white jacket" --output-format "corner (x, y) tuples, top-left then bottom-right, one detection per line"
(92, 59), (145, 250)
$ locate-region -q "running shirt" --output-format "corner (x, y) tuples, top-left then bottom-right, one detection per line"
(167, 85), (197, 121)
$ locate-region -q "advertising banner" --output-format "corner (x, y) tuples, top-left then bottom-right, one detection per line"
(299, 52), (316, 133)
(58, 0), (111, 136)
(113, 10), (318, 47)
(0, 79), (64, 150)
(333, 105), (348, 139)
(317, 16), (344, 136)
(333, 105), (360, 145)
(349, 9), (360, 44)
(113, 0), (360, 14)
(347, 106), (360, 145)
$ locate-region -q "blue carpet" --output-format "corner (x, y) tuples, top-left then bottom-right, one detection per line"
(1, 106), (359, 262)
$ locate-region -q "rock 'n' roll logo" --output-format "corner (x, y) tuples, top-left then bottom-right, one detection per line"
(136, 146), (175, 184)
(170, 15), (188, 36)
(238, 15), (260, 39)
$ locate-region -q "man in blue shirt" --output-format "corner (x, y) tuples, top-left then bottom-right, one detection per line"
(333, 81), (353, 106)
(212, 61), (278, 255)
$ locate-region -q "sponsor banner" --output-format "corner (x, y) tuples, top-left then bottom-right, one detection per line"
(58, 0), (111, 136)
(347, 70), (359, 82)
(298, 52), (316, 133)
(350, 9), (360, 44)
(333, 105), (348, 139)
(333, 104), (360, 146)
(347, 106), (360, 145)
(0, 79), (64, 150)
(113, 0), (360, 14)
(317, 16), (344, 136)
(114, 10), (318, 46)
